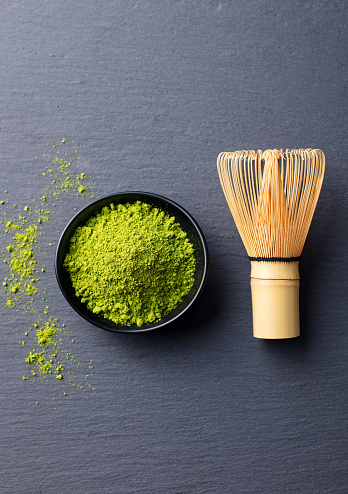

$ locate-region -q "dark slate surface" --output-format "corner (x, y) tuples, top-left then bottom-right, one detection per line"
(1, 1), (347, 493)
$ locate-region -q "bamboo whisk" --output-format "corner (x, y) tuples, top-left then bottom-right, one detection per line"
(217, 149), (325, 339)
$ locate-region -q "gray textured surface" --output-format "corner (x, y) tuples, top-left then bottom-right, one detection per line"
(1, 1), (347, 493)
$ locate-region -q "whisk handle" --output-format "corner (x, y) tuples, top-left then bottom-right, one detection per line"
(250, 261), (300, 339)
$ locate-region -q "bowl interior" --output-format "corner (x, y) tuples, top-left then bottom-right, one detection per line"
(55, 192), (208, 333)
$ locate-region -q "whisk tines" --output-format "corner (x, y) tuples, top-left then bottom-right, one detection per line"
(217, 148), (325, 260)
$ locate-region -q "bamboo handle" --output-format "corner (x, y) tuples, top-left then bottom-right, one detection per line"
(250, 261), (300, 339)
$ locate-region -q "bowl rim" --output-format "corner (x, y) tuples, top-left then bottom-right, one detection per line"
(55, 191), (209, 333)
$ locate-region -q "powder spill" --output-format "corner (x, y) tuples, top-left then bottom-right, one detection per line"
(0, 139), (95, 395)
(64, 201), (196, 327)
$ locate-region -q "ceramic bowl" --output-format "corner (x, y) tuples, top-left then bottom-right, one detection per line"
(55, 192), (209, 333)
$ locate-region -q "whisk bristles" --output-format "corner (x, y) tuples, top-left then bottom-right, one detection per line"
(217, 149), (325, 259)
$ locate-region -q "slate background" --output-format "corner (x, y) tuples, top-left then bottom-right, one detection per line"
(1, 1), (347, 493)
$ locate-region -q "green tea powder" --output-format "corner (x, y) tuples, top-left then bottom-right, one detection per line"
(64, 201), (196, 326)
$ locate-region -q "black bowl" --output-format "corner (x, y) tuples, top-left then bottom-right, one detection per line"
(55, 192), (209, 333)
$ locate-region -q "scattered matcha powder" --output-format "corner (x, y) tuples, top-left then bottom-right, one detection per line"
(0, 139), (95, 394)
(64, 201), (196, 327)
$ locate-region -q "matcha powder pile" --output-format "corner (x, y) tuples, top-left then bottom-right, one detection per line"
(64, 201), (196, 326)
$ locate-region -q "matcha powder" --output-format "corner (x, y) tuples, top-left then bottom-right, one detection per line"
(1, 137), (95, 393)
(64, 201), (196, 326)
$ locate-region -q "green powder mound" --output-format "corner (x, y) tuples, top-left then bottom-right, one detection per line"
(64, 201), (196, 326)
